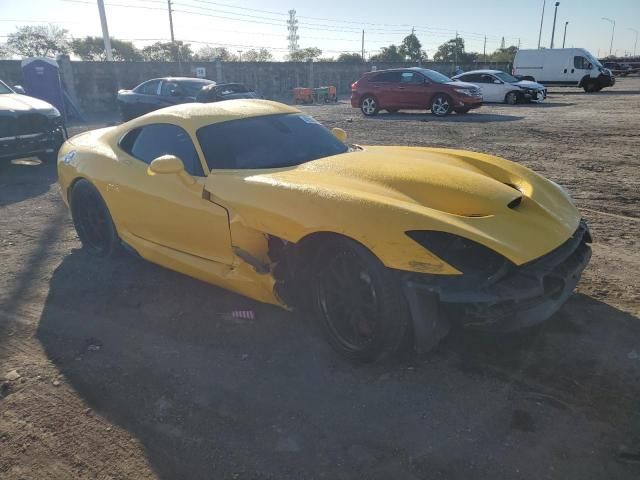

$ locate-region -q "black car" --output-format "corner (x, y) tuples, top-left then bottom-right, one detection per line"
(0, 79), (66, 163)
(117, 77), (215, 121)
(195, 83), (259, 103)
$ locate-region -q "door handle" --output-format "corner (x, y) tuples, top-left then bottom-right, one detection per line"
(571, 69), (575, 73)
(397, 86), (406, 90)
(563, 69), (567, 73)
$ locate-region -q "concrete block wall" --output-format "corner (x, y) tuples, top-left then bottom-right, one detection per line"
(0, 58), (511, 113)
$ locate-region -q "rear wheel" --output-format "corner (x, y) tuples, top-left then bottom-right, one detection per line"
(360, 96), (379, 116)
(70, 180), (120, 258)
(431, 94), (452, 116)
(310, 237), (411, 363)
(505, 91), (519, 105)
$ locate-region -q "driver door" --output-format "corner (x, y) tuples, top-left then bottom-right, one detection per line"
(112, 123), (233, 264)
(477, 74), (505, 102)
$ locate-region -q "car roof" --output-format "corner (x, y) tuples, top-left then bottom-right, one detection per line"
(121, 99), (299, 131)
(141, 77), (214, 83)
(455, 70), (502, 75)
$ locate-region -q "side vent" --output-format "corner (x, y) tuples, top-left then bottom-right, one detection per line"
(508, 196), (523, 209)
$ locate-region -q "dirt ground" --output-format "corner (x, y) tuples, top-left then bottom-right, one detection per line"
(1, 77), (639, 480)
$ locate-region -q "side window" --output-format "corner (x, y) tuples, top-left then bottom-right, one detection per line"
(462, 73), (481, 82)
(370, 72), (402, 83)
(480, 74), (496, 83)
(574, 56), (591, 70)
(400, 72), (423, 84)
(161, 81), (183, 97)
(135, 80), (160, 95)
(121, 124), (204, 176)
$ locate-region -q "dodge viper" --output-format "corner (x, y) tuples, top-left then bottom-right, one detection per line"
(57, 100), (591, 362)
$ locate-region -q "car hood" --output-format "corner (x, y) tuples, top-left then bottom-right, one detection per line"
(206, 146), (580, 266)
(445, 81), (477, 89)
(0, 93), (59, 116)
(513, 80), (545, 90)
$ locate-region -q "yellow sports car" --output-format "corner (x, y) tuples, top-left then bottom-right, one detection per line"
(57, 100), (591, 362)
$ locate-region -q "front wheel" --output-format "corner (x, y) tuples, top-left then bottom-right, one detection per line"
(360, 96), (379, 116)
(505, 91), (519, 105)
(70, 180), (120, 257)
(310, 237), (411, 363)
(431, 94), (452, 116)
(583, 79), (599, 93)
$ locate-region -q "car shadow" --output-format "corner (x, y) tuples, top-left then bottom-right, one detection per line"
(370, 112), (524, 123)
(35, 250), (640, 479)
(516, 102), (575, 108)
(0, 156), (58, 207)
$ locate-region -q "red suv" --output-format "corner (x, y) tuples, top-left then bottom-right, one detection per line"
(351, 67), (483, 116)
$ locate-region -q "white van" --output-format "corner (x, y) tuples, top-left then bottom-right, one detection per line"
(513, 48), (615, 93)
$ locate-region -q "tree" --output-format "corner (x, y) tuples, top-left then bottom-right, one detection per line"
(399, 33), (427, 62)
(7, 25), (70, 58)
(194, 46), (237, 61)
(287, 47), (322, 61)
(242, 48), (273, 62)
(141, 41), (193, 62)
(370, 45), (404, 62)
(487, 45), (518, 63)
(71, 36), (142, 61)
(336, 52), (363, 63)
(0, 43), (10, 59)
(433, 37), (478, 63)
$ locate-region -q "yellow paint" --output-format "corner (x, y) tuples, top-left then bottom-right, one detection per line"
(57, 99), (582, 308)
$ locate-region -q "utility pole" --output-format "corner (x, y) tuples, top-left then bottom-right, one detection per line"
(483, 35), (487, 62)
(602, 18), (615, 56)
(167, 0), (175, 42)
(550, 2), (560, 49)
(518, 38), (521, 49)
(630, 28), (639, 57)
(96, 0), (113, 61)
(287, 10), (299, 55)
(454, 31), (458, 67)
(562, 21), (568, 48)
(361, 29), (365, 61)
(537, 0), (546, 48)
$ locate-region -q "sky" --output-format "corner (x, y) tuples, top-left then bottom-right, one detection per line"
(0, 0), (639, 59)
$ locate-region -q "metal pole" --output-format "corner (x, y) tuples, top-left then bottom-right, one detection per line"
(550, 2), (560, 49)
(562, 21), (568, 48)
(537, 0), (546, 49)
(630, 28), (639, 57)
(361, 29), (365, 61)
(602, 18), (615, 56)
(96, 0), (113, 61)
(454, 31), (458, 66)
(483, 35), (486, 62)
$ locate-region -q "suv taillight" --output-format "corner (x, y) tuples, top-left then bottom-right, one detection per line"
(351, 81), (358, 91)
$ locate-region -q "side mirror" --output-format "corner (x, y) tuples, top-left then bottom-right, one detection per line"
(169, 89), (181, 97)
(493, 79), (502, 84)
(331, 127), (347, 143)
(149, 155), (185, 174)
(13, 85), (26, 94)
(149, 155), (196, 185)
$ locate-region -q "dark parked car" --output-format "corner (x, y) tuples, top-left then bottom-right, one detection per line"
(350, 67), (482, 116)
(195, 83), (258, 103)
(117, 77), (214, 121)
(0, 79), (66, 163)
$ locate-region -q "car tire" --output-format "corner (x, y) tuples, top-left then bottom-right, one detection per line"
(505, 91), (519, 105)
(310, 237), (411, 363)
(360, 96), (379, 116)
(430, 94), (452, 116)
(583, 79), (599, 93)
(70, 179), (120, 258)
(454, 107), (470, 114)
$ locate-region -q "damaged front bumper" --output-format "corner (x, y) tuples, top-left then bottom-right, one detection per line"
(402, 221), (592, 351)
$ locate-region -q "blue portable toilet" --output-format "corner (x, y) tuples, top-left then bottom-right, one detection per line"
(21, 58), (66, 117)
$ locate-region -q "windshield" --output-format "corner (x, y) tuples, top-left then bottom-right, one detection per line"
(0, 81), (13, 94)
(494, 72), (520, 83)
(197, 113), (348, 170)
(420, 69), (452, 84)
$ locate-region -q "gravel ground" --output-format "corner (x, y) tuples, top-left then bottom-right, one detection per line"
(1, 77), (639, 480)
